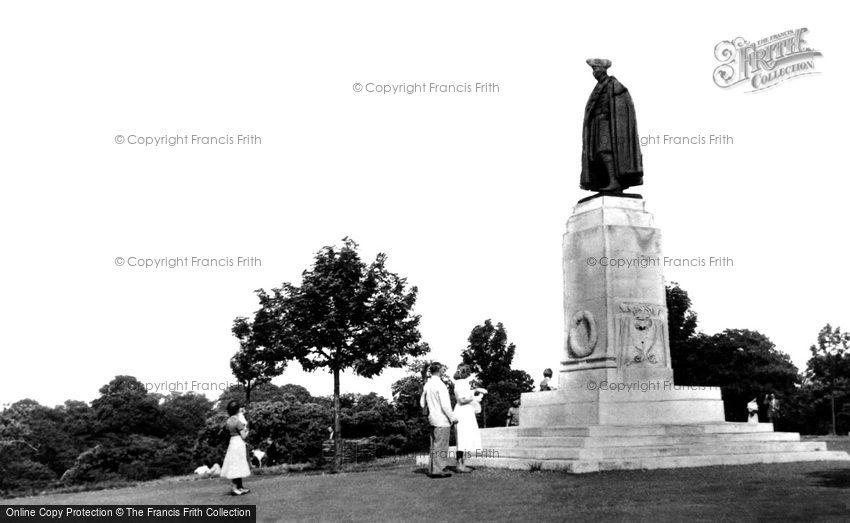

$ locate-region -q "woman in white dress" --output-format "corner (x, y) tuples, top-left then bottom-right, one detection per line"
(746, 398), (759, 424)
(220, 400), (251, 495)
(453, 364), (484, 473)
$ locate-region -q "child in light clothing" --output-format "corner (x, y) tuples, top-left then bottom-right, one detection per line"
(506, 399), (520, 427)
(540, 368), (556, 391)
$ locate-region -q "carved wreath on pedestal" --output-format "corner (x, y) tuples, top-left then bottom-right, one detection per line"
(568, 310), (598, 358)
(617, 302), (667, 366)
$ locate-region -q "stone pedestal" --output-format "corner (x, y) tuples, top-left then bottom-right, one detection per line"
(519, 195), (727, 427)
(466, 195), (849, 472)
(561, 195), (673, 387)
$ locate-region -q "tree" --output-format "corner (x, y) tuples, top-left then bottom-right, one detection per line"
(805, 324), (850, 435)
(58, 400), (95, 443)
(192, 410), (230, 468)
(666, 282), (700, 383)
(679, 329), (799, 421)
(216, 383), (291, 411)
(338, 392), (409, 456)
(666, 282), (705, 385)
(0, 402), (46, 493)
(0, 406), (55, 493)
(62, 435), (185, 484)
(460, 320), (534, 427)
(90, 376), (162, 437)
(240, 238), (427, 470)
(666, 282), (698, 347)
(391, 374), (425, 419)
(246, 400), (331, 464)
(159, 393), (214, 460)
(0, 400), (82, 479)
(279, 384), (313, 404)
(230, 315), (286, 406)
(74, 377), (208, 484)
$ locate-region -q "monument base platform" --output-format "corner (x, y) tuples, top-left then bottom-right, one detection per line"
(466, 422), (850, 473)
(464, 388), (850, 473)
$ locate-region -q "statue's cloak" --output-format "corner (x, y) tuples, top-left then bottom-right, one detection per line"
(580, 76), (643, 190)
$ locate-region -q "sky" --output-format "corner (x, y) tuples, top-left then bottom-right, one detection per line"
(1, 1), (848, 408)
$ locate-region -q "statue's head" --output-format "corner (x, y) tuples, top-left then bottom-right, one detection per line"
(586, 58), (611, 81)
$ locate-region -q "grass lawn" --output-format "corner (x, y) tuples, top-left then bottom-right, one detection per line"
(8, 440), (850, 522)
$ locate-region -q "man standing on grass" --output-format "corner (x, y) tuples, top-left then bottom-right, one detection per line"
(420, 362), (457, 478)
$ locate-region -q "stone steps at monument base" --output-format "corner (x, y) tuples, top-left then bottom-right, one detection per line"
(482, 436), (587, 448)
(481, 431), (801, 449)
(464, 450), (850, 474)
(481, 441), (826, 460)
(471, 422), (850, 472)
(480, 422), (775, 439)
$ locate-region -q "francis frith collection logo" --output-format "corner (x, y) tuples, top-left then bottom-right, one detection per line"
(713, 28), (822, 92)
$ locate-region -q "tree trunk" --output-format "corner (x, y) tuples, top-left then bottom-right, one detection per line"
(333, 367), (342, 472)
(831, 393), (837, 436)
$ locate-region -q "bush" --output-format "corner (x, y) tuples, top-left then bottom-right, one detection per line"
(0, 459), (56, 493)
(248, 401), (331, 464)
(61, 436), (186, 484)
(191, 411), (230, 468)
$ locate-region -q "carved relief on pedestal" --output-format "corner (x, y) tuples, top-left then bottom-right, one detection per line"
(616, 302), (668, 367)
(568, 310), (598, 358)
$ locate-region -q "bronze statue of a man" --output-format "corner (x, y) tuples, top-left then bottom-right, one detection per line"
(580, 58), (643, 193)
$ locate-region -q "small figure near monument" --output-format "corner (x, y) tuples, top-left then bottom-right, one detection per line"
(506, 399), (521, 427)
(747, 398), (760, 424)
(539, 368), (555, 391)
(581, 58), (643, 194)
(764, 393), (780, 423)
